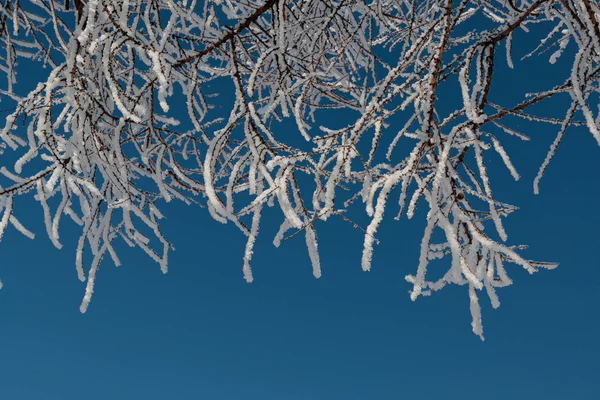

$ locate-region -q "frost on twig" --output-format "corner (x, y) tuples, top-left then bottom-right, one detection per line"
(0, 0), (598, 338)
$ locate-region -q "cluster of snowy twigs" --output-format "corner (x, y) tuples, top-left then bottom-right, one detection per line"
(0, 0), (598, 338)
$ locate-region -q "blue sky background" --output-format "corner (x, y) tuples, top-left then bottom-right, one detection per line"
(1, 6), (599, 400)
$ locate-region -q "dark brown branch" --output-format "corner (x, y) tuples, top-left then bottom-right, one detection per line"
(174, 0), (278, 68)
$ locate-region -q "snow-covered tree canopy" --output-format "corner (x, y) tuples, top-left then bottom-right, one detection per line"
(0, 0), (598, 338)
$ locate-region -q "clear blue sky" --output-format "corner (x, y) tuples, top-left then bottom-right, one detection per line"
(0, 114), (598, 399)
(1, 8), (599, 400)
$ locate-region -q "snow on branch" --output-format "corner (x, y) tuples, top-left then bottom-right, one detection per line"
(0, 0), (598, 338)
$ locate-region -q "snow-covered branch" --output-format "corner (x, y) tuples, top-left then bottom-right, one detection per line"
(0, 0), (598, 338)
